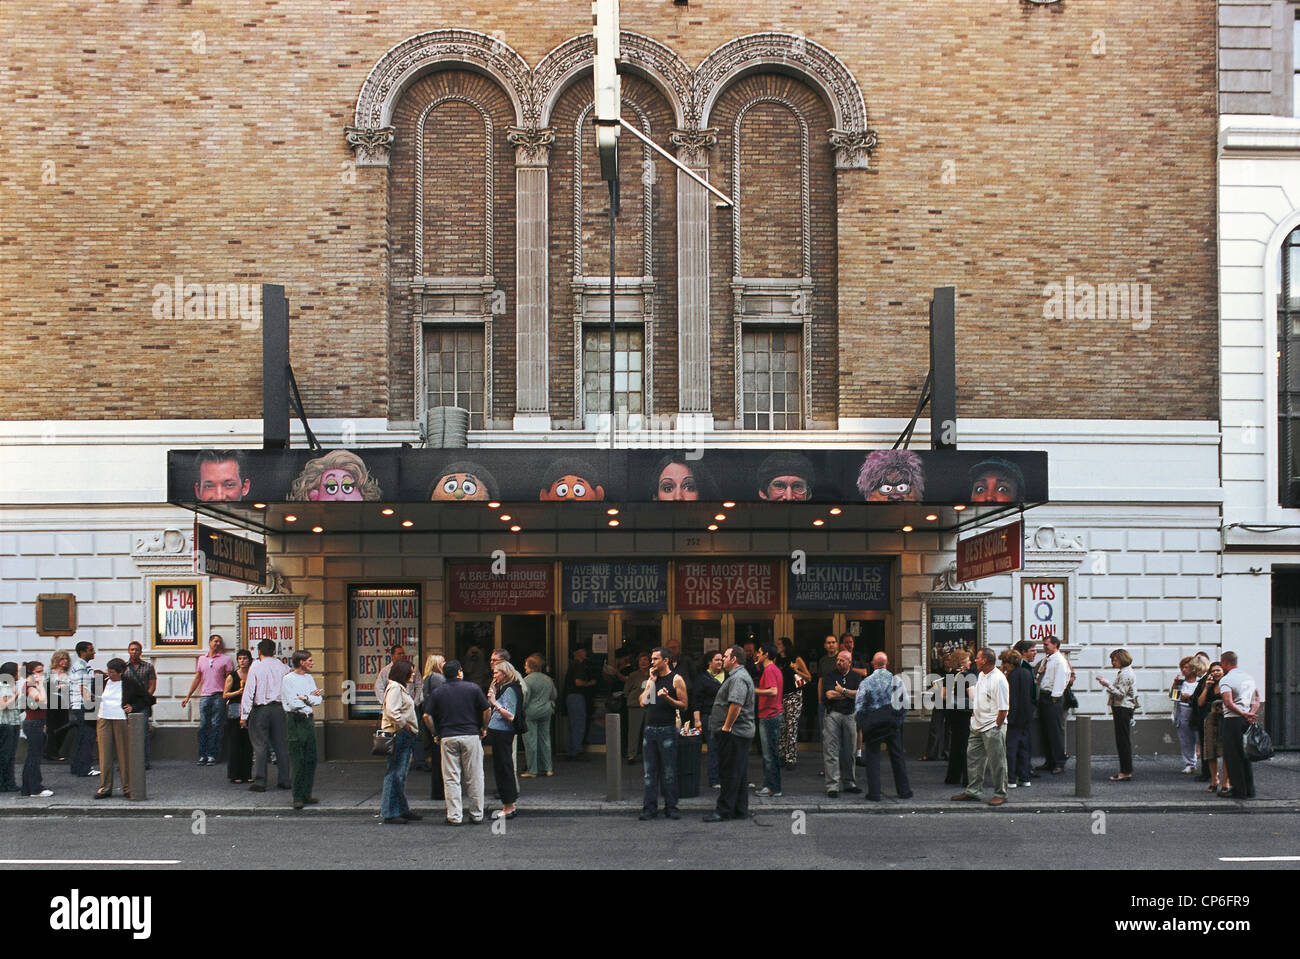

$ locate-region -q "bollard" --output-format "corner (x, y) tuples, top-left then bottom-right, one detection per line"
(1073, 715), (1091, 798)
(605, 713), (621, 801)
(127, 711), (147, 801)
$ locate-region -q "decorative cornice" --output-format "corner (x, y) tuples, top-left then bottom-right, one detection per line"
(828, 127), (878, 170)
(345, 125), (395, 167)
(507, 125), (555, 166)
(669, 127), (718, 167)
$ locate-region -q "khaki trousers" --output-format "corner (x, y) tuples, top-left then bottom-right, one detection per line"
(440, 734), (485, 823)
(96, 717), (131, 797)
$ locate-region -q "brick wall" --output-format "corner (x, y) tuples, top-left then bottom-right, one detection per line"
(0, 0), (1217, 424)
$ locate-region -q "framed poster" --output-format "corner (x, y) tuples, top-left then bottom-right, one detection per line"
(1021, 577), (1068, 647)
(150, 580), (203, 649)
(925, 602), (983, 663)
(348, 584), (421, 720)
(238, 602), (302, 665)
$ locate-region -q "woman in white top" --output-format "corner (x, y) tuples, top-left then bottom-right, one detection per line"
(1097, 648), (1138, 781)
(94, 659), (132, 799)
(1170, 656), (1201, 773)
(380, 659), (421, 824)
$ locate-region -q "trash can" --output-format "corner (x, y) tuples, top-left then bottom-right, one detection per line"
(677, 731), (702, 799)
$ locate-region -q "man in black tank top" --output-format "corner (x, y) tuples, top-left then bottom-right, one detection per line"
(638, 647), (688, 821)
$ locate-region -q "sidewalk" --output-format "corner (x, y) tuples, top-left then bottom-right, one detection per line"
(5, 749), (1297, 818)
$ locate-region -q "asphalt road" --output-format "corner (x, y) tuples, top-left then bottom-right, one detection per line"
(4, 811), (1297, 870)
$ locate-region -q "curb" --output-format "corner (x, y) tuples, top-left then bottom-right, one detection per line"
(3, 800), (1297, 818)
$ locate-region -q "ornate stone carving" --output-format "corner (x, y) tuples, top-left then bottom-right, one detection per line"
(345, 125), (395, 167)
(669, 127), (718, 167)
(533, 32), (693, 128)
(507, 125), (555, 167)
(932, 561), (971, 592)
(133, 528), (189, 557)
(351, 29), (877, 170)
(828, 127), (878, 170)
(247, 565), (291, 595)
(1025, 525), (1086, 553)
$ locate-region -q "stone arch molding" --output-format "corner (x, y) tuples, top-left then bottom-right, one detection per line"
(348, 29), (877, 170)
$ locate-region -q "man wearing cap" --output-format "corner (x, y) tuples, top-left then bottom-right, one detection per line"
(755, 452), (815, 502)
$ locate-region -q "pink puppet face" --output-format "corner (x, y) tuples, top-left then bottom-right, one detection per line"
(307, 468), (363, 501)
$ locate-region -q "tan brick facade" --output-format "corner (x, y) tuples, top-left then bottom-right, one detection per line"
(0, 0), (1217, 424)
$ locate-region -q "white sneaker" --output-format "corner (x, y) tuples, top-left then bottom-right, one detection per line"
(1182, 765), (1197, 774)
(1007, 782), (1017, 788)
(87, 768), (101, 776)
(38, 789), (54, 797)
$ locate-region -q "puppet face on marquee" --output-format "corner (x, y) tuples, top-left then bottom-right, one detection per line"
(431, 472), (491, 501)
(308, 467), (364, 501)
(540, 474), (604, 501)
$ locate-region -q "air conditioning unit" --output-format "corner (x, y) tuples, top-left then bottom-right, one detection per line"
(425, 406), (470, 448)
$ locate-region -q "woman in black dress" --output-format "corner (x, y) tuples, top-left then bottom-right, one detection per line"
(43, 651), (72, 761)
(224, 649), (254, 783)
(942, 649), (977, 787)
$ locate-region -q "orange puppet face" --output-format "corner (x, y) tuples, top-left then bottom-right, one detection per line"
(540, 474), (604, 501)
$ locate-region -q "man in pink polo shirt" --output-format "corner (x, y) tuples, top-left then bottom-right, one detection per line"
(182, 634), (234, 765)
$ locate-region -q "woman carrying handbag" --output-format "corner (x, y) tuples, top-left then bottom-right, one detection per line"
(379, 659), (422, 824)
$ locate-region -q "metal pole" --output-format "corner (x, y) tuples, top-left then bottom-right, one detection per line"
(609, 178), (618, 450)
(617, 119), (734, 208)
(606, 712), (622, 801)
(128, 711), (147, 801)
(1073, 715), (1091, 798)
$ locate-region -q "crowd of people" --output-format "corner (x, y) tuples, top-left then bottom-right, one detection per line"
(0, 632), (1269, 817)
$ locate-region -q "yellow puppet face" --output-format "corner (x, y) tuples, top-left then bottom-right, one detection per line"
(431, 472), (491, 501)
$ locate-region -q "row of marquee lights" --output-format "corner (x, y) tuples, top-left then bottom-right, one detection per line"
(245, 500), (969, 534)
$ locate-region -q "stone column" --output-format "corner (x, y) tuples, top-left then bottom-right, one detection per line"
(508, 126), (554, 428)
(670, 128), (718, 422)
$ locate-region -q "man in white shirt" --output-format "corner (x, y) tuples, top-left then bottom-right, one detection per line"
(281, 650), (322, 810)
(1218, 650), (1260, 800)
(241, 639), (291, 792)
(1035, 636), (1069, 774)
(952, 648), (1010, 806)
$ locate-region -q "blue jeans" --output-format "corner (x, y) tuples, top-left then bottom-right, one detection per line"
(642, 725), (678, 813)
(758, 715), (782, 793)
(382, 729), (416, 819)
(198, 694), (225, 760)
(69, 709), (96, 776)
(565, 694), (587, 757)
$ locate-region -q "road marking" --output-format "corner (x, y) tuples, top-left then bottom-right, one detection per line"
(1219, 856), (1300, 862)
(0, 859), (180, 865)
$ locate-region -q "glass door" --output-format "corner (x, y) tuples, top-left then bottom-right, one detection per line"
(451, 618), (495, 692)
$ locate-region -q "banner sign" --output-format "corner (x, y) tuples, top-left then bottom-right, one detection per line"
(789, 561), (891, 610)
(195, 522), (265, 585)
(348, 585), (420, 719)
(448, 563), (554, 612)
(675, 561), (780, 610)
(1022, 578), (1068, 646)
(244, 610), (297, 664)
(153, 583), (200, 647)
(562, 561), (668, 610)
(956, 520), (1023, 583)
(170, 448), (1048, 506)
